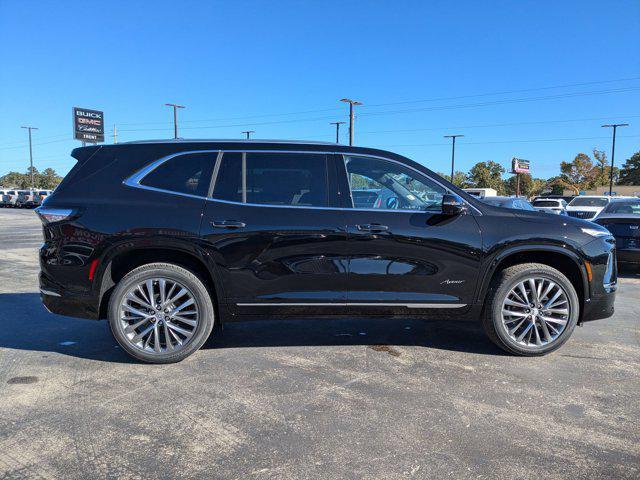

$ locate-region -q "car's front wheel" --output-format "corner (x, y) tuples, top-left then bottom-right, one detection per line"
(108, 262), (215, 363)
(482, 263), (579, 356)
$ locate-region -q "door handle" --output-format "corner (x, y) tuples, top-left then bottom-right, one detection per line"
(211, 220), (246, 229)
(356, 223), (389, 232)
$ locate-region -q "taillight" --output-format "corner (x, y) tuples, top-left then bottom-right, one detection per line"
(35, 207), (75, 224)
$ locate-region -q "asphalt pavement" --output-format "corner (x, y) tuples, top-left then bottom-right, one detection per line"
(0, 207), (638, 479)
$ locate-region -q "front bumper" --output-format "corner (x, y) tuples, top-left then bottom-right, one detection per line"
(581, 294), (615, 323)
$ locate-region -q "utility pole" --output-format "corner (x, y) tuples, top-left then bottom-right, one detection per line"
(330, 121), (346, 143)
(20, 126), (38, 191)
(164, 103), (185, 139)
(241, 130), (255, 139)
(601, 123), (629, 195)
(112, 124), (118, 144)
(444, 134), (464, 183)
(340, 98), (362, 146)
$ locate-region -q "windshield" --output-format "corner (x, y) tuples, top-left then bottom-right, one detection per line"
(483, 198), (510, 207)
(569, 197), (608, 207)
(533, 200), (560, 208)
(603, 201), (640, 215)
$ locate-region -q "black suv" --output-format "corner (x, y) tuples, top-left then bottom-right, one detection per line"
(37, 140), (617, 363)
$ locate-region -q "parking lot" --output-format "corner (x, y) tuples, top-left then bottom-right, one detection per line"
(0, 207), (638, 479)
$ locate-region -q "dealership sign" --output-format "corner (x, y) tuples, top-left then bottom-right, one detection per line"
(73, 107), (104, 142)
(512, 158), (530, 174)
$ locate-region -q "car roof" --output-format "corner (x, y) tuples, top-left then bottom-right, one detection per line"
(119, 138), (339, 146)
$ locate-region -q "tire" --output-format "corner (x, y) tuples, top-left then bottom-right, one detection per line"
(482, 263), (579, 356)
(108, 262), (215, 364)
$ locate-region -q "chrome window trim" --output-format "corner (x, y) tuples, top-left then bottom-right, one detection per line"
(236, 302), (467, 309)
(123, 148), (481, 215)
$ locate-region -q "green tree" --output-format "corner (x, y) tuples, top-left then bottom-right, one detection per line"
(544, 177), (568, 195)
(0, 167), (62, 190)
(437, 170), (469, 188)
(504, 174), (547, 197)
(467, 161), (506, 194)
(38, 168), (63, 189)
(617, 151), (640, 185)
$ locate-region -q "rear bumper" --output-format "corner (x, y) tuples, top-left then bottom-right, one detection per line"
(39, 273), (100, 320)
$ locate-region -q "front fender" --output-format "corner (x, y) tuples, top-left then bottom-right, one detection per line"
(474, 243), (590, 306)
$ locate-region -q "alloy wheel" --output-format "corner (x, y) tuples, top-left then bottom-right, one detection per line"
(117, 278), (199, 354)
(500, 277), (570, 348)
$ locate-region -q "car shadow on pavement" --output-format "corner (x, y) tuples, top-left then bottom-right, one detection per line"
(0, 292), (503, 363)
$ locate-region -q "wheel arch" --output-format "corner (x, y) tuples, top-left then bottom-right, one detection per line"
(477, 246), (589, 321)
(96, 242), (223, 322)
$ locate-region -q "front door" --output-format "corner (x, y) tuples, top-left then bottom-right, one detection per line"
(200, 150), (349, 316)
(340, 154), (483, 314)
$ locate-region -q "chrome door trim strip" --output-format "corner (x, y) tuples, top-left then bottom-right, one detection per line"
(236, 302), (467, 308)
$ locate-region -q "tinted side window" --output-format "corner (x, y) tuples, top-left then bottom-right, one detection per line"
(212, 152), (329, 207)
(345, 156), (445, 212)
(141, 152), (214, 197)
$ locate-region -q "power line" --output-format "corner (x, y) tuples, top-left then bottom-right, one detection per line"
(381, 134), (640, 148)
(359, 87), (640, 117)
(291, 114), (640, 139)
(365, 75), (640, 108)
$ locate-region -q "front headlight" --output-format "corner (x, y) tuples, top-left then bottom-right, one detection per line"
(581, 227), (611, 238)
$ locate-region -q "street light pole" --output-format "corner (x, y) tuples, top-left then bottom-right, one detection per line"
(340, 98), (362, 146)
(601, 123), (629, 195)
(164, 103), (185, 139)
(241, 130), (255, 139)
(20, 126), (38, 190)
(444, 134), (464, 183)
(330, 121), (346, 143)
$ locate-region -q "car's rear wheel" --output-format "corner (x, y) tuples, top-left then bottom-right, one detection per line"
(108, 262), (215, 363)
(482, 263), (579, 356)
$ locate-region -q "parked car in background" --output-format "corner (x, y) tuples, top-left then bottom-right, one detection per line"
(34, 190), (52, 207)
(1, 189), (26, 207)
(0, 189), (10, 207)
(594, 198), (640, 269)
(566, 195), (612, 220)
(532, 198), (568, 215)
(481, 196), (537, 211)
(37, 140), (617, 363)
(16, 190), (38, 208)
(532, 195), (575, 204)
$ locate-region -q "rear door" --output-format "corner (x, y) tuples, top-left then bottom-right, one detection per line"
(339, 154), (483, 315)
(200, 150), (349, 316)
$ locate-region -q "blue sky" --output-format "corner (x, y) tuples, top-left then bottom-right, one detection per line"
(1, 0), (639, 179)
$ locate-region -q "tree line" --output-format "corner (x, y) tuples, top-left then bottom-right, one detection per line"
(439, 149), (640, 197)
(0, 167), (64, 190)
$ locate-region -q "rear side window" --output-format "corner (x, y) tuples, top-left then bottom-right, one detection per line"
(141, 152), (215, 197)
(211, 152), (329, 207)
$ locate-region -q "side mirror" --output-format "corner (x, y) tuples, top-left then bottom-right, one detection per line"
(442, 194), (467, 215)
